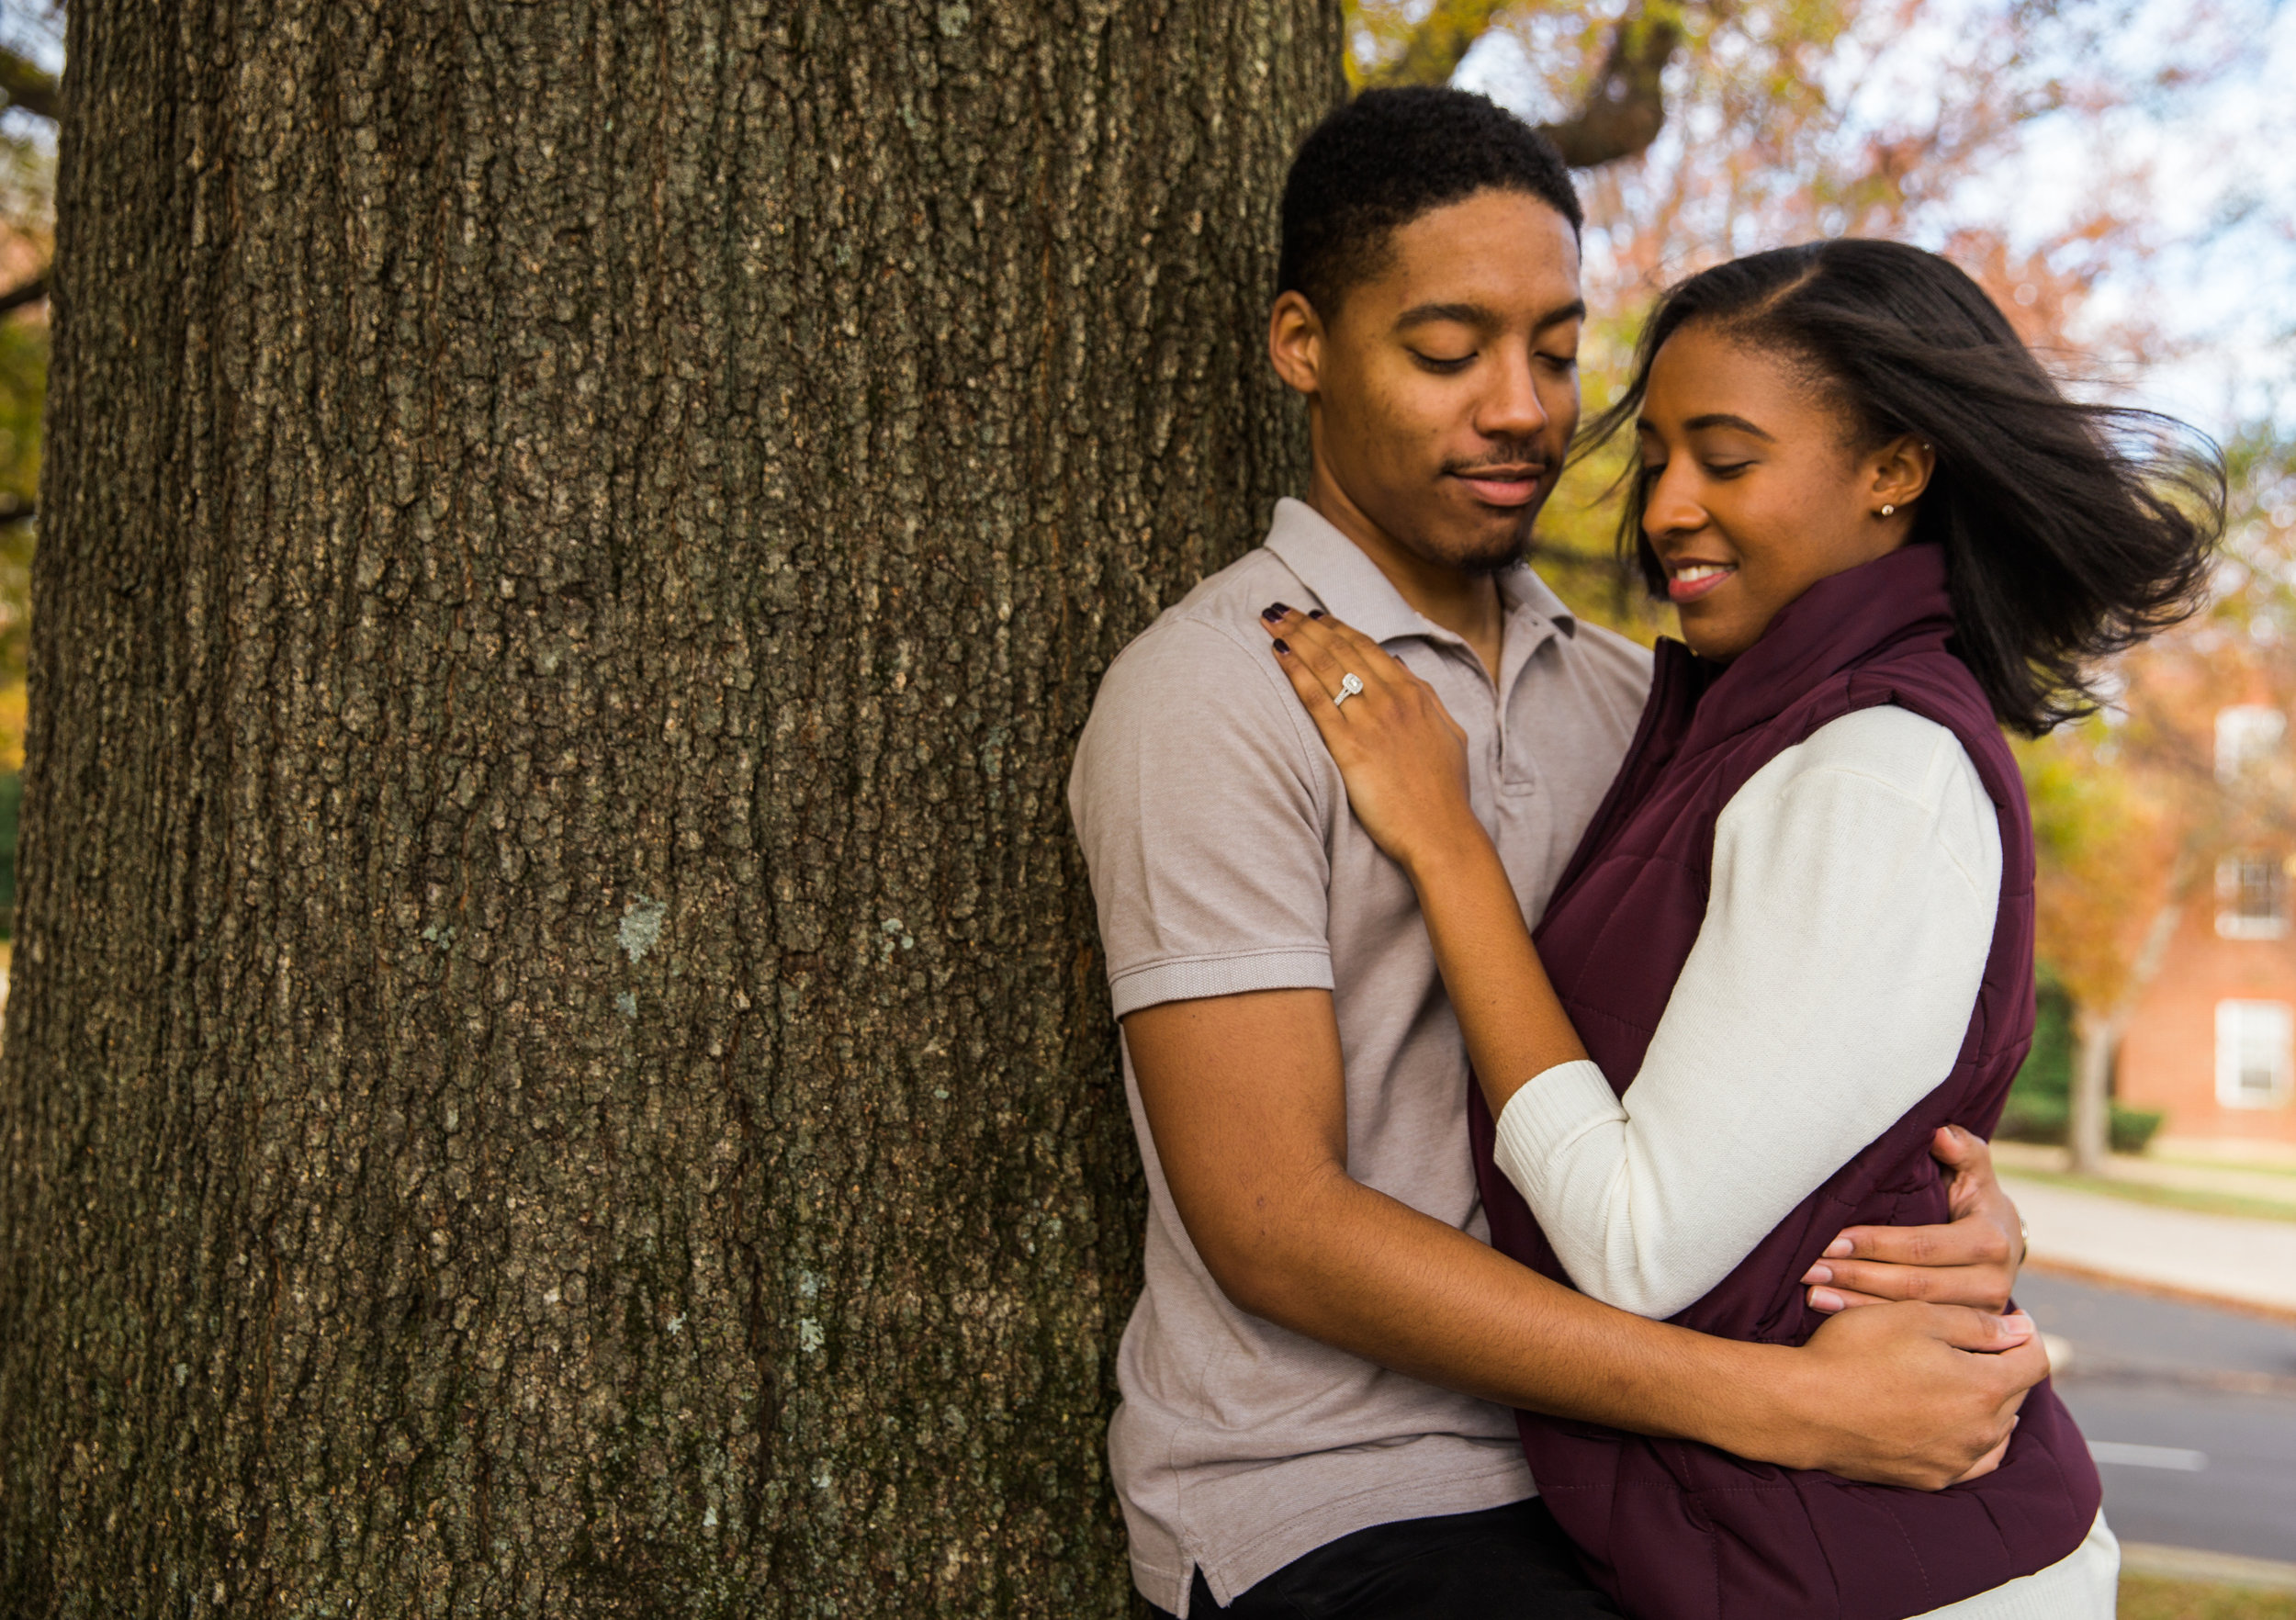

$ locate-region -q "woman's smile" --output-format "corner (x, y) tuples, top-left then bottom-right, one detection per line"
(1665, 559), (1737, 602)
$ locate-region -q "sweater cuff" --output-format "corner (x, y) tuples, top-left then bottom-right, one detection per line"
(1491, 1059), (1625, 1209)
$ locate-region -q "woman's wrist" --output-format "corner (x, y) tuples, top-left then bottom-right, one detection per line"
(1395, 806), (1501, 887)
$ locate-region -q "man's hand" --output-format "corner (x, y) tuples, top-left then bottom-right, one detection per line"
(1801, 1126), (2025, 1314)
(1752, 1300), (2045, 1489)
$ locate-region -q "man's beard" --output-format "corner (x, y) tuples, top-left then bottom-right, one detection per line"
(1458, 510), (1536, 576)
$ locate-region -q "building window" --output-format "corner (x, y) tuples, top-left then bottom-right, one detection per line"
(2216, 853), (2290, 939)
(2216, 705), (2287, 783)
(2216, 1000), (2295, 1109)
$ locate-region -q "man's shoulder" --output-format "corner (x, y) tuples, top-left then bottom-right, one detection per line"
(1094, 546), (1306, 706)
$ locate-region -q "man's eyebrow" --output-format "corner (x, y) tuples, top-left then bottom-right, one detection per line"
(1682, 412), (1776, 440)
(1392, 298), (1588, 331)
(1394, 302), (1492, 330)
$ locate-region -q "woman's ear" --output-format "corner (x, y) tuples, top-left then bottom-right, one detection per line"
(1870, 434), (1936, 514)
(1267, 290), (1326, 399)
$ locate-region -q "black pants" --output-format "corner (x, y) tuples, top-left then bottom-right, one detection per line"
(1149, 1498), (1623, 1619)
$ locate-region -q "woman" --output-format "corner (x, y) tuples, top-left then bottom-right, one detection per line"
(1256, 240), (2221, 1619)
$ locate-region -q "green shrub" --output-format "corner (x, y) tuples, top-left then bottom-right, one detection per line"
(2110, 1105), (2165, 1153)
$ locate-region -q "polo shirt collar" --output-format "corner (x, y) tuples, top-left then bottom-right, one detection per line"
(1263, 497), (1577, 650)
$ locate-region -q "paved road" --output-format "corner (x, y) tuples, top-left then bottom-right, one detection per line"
(2017, 1270), (2296, 1562)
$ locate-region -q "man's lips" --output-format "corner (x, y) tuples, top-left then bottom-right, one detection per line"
(1665, 561), (1737, 603)
(1451, 466), (1550, 508)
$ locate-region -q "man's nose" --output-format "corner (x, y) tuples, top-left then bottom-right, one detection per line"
(1476, 352), (1548, 441)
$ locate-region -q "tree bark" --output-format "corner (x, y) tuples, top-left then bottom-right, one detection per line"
(0, 3), (1338, 1614)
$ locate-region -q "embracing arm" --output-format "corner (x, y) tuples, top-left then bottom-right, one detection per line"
(1258, 606), (2031, 1318)
(1126, 984), (2041, 1486)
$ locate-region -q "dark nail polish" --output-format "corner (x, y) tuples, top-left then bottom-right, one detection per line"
(1271, 638), (1289, 654)
(1309, 610), (1325, 620)
(1262, 602), (1291, 622)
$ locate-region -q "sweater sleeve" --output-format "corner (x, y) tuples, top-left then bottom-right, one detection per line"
(1490, 705), (2003, 1320)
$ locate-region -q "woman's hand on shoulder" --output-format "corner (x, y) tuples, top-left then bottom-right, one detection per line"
(1258, 603), (1480, 875)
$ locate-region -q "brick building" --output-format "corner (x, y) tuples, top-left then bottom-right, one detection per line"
(2115, 704), (2296, 1149)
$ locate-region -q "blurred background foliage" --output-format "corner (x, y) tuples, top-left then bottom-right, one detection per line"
(0, 2), (65, 934)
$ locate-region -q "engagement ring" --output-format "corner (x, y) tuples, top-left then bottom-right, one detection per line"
(1334, 672), (1365, 708)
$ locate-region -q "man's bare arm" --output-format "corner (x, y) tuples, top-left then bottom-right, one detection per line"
(1124, 987), (2045, 1490)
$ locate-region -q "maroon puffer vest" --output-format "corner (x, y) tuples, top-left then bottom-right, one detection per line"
(1469, 544), (2099, 1618)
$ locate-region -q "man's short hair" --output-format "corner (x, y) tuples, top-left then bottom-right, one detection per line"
(1278, 87), (1583, 321)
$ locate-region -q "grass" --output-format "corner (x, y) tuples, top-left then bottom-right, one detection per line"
(2121, 1574), (2296, 1619)
(2157, 1154), (2296, 1183)
(1999, 1166), (2296, 1224)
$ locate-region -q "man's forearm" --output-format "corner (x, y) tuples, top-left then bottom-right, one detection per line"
(1231, 1167), (2038, 1489)
(1237, 1165), (1784, 1444)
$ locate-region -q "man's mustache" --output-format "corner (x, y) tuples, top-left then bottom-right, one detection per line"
(1443, 449), (1554, 477)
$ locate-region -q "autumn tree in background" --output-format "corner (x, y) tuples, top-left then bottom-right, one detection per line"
(2036, 439), (2296, 1165)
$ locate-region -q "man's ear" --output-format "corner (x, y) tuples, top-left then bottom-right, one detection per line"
(1871, 434), (1935, 512)
(1268, 290), (1325, 398)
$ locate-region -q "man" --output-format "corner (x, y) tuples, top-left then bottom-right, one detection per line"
(1068, 88), (2043, 1620)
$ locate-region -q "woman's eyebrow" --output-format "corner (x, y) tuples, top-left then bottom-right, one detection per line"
(1683, 412), (1775, 440)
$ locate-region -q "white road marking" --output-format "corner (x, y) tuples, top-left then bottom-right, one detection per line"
(2088, 1440), (2209, 1471)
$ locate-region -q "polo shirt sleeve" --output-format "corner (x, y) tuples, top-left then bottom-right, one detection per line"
(1069, 614), (1338, 1018)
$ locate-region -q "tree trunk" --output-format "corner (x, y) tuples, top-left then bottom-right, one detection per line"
(0, 4), (1338, 1614)
(2066, 1010), (2115, 1176)
(2067, 901), (2181, 1176)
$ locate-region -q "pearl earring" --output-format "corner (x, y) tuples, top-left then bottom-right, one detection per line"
(1880, 504), (1896, 518)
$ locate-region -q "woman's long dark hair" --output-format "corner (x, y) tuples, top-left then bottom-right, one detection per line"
(1581, 240), (2225, 736)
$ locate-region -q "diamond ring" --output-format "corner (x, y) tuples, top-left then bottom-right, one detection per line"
(1334, 672), (1365, 709)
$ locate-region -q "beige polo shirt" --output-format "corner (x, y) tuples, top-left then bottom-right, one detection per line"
(1069, 499), (1652, 1615)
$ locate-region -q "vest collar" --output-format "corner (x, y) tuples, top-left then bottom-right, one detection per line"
(1679, 542), (1957, 754)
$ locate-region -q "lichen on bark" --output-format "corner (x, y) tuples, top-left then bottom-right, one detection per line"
(0, 2), (1341, 1613)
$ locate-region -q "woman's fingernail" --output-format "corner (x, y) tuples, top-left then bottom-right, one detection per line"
(1262, 602), (1291, 622)
(1810, 1288), (1845, 1312)
(1271, 638), (1289, 654)
(1823, 1237), (1853, 1259)
(1309, 609), (1325, 620)
(1801, 1266), (1831, 1286)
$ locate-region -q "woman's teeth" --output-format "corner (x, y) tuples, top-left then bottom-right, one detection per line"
(1666, 563), (1736, 603)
